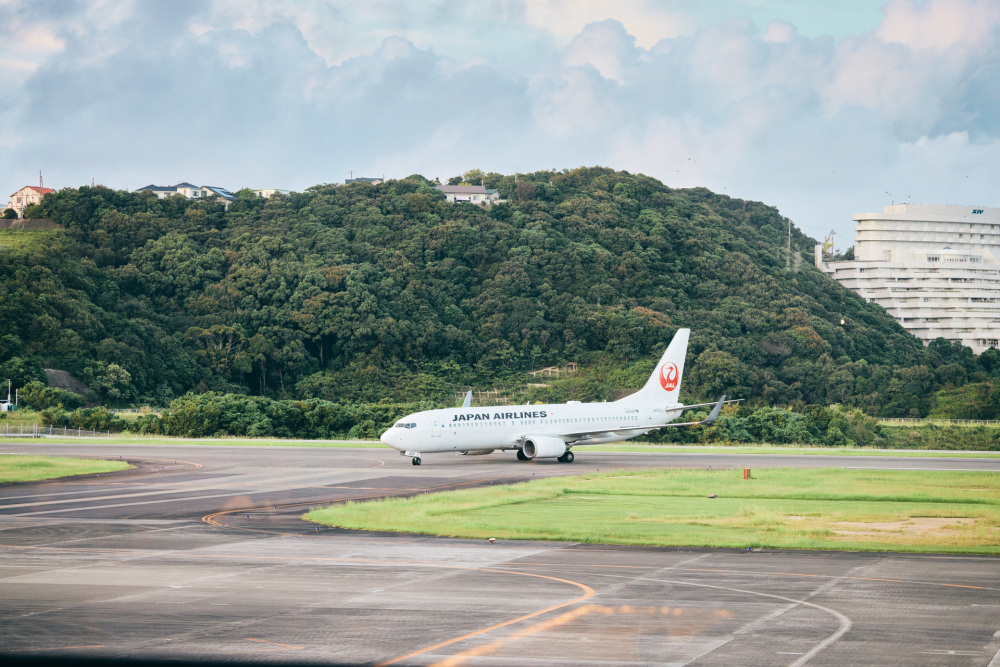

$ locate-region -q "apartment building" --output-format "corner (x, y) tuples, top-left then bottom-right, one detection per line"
(817, 204), (1000, 353)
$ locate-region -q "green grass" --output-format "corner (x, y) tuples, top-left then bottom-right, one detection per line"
(5, 433), (1000, 457)
(0, 454), (132, 483)
(306, 468), (1000, 553)
(587, 443), (1000, 458)
(0, 409), (46, 428)
(0, 229), (61, 253)
(0, 435), (383, 447)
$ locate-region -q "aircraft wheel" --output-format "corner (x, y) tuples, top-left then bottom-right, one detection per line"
(411, 457), (421, 466)
(516, 449), (529, 461)
(558, 451), (574, 463)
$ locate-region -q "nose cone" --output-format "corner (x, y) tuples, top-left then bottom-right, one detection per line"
(380, 427), (403, 450)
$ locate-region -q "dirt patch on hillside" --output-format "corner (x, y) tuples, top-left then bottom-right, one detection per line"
(44, 369), (89, 397)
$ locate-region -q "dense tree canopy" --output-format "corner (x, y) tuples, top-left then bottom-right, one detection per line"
(2, 168), (997, 417)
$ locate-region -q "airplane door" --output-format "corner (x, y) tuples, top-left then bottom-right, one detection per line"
(432, 418), (441, 436)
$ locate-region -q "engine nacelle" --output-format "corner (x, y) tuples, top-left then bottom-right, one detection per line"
(460, 449), (495, 456)
(522, 436), (567, 460)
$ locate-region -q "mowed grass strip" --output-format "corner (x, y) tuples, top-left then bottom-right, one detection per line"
(305, 468), (1000, 554)
(0, 455), (132, 483)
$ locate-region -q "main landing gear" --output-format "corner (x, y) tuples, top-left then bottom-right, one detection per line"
(515, 449), (575, 463)
(411, 457), (421, 466)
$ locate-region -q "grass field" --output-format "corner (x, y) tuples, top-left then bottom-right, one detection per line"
(3, 433), (1000, 458)
(0, 435), (384, 448)
(588, 444), (1000, 458)
(0, 229), (61, 253)
(0, 455), (132, 483)
(306, 468), (1000, 553)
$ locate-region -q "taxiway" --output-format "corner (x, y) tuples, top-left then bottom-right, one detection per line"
(1, 443), (999, 665)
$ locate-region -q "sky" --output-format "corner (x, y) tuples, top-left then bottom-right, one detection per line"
(3, 0), (999, 246)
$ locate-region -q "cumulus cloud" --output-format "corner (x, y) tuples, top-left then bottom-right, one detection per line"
(2, 0), (1000, 242)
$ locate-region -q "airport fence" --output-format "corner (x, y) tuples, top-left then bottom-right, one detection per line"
(0, 424), (113, 438)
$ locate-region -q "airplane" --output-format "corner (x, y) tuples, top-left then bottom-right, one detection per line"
(379, 328), (735, 465)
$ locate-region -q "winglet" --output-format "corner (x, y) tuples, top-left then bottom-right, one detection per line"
(462, 390), (472, 408)
(702, 395), (726, 425)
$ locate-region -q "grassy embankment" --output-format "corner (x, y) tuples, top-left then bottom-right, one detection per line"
(3, 433), (1000, 456)
(306, 468), (1000, 554)
(0, 455), (132, 483)
(3, 427), (1000, 456)
(0, 229), (61, 252)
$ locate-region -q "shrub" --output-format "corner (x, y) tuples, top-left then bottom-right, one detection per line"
(18, 381), (85, 410)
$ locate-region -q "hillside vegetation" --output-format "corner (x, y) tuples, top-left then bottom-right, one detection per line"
(2, 167), (998, 421)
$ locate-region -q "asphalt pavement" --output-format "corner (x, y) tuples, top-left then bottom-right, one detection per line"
(1, 442), (999, 666)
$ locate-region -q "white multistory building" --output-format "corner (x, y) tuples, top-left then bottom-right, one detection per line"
(817, 204), (1000, 354)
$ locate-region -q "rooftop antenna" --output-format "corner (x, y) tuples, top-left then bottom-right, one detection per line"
(39, 170), (43, 189)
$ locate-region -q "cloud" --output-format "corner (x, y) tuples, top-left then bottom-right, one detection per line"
(563, 19), (641, 83)
(2, 0), (1000, 244)
(876, 0), (1000, 51)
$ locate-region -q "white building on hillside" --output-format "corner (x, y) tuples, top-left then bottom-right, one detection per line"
(136, 182), (236, 202)
(817, 204), (1000, 354)
(6, 185), (54, 217)
(436, 185), (503, 206)
(254, 188), (291, 198)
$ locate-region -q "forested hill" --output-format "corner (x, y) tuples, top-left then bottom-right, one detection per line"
(2, 167), (993, 417)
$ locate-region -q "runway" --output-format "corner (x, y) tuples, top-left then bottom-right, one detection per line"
(1, 442), (999, 665)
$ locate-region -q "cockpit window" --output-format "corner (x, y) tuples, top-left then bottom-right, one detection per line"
(394, 422), (417, 429)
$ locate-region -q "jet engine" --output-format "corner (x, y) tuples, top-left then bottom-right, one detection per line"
(522, 436), (567, 459)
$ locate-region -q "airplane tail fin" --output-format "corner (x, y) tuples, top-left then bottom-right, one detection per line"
(616, 328), (690, 405)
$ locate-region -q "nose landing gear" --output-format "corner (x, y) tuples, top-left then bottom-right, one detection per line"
(411, 457), (422, 466)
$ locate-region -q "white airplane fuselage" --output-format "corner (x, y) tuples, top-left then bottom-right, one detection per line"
(379, 401), (686, 455)
(378, 328), (732, 464)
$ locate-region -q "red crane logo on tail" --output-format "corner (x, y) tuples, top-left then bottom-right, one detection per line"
(659, 362), (679, 391)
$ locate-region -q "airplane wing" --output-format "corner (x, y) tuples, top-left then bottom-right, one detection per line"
(561, 395), (736, 443)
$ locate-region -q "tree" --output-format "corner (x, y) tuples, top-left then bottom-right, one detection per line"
(515, 181), (536, 201)
(0, 357), (46, 388)
(22, 203), (43, 219)
(0, 169), (972, 414)
(462, 168), (486, 185)
(87, 363), (134, 403)
(2, 208), (17, 219)
(19, 381), (85, 410)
